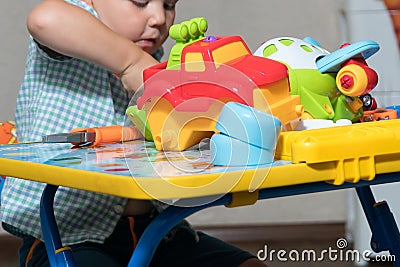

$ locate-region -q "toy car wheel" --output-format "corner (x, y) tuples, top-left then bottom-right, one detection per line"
(359, 93), (377, 110)
(336, 64), (368, 97)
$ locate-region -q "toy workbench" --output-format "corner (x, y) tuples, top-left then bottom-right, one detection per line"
(0, 120), (399, 200)
(1, 119), (400, 267)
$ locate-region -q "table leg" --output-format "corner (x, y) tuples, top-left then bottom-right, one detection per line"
(127, 195), (232, 267)
(38, 173), (400, 267)
(40, 184), (77, 267)
(356, 186), (400, 265)
(128, 173), (400, 267)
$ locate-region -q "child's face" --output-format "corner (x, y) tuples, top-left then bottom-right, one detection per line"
(91, 0), (178, 54)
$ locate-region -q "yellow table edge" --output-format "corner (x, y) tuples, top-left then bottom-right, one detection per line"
(1, 155), (398, 200)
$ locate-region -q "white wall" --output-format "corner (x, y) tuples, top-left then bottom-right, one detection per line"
(163, 0), (343, 57)
(0, 1), (38, 121)
(0, 0), (348, 227)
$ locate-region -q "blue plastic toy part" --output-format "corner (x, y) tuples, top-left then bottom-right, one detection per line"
(210, 133), (275, 166)
(303, 36), (322, 48)
(215, 102), (281, 150)
(316, 40), (380, 73)
(386, 105), (400, 118)
(211, 102), (281, 166)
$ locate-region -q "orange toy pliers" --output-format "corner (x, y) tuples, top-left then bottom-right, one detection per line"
(42, 125), (143, 146)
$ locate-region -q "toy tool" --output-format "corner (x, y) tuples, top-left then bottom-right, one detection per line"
(43, 125), (142, 146)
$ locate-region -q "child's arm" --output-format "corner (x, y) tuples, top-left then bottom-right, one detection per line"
(26, 0), (159, 92)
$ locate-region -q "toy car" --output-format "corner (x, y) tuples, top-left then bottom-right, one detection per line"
(136, 18), (302, 151)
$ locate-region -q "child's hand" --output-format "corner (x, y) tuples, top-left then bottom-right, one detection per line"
(119, 52), (159, 93)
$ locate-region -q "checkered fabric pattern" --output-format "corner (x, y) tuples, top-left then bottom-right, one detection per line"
(0, 0), (163, 245)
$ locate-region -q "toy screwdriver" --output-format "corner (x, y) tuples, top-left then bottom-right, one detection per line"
(42, 125), (143, 146)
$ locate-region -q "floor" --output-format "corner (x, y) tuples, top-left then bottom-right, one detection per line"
(0, 234), (22, 267)
(0, 230), (395, 266)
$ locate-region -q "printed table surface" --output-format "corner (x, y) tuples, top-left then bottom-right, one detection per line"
(0, 140), (340, 200)
(1, 120), (400, 201)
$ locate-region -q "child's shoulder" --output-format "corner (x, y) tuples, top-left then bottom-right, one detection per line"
(64, 0), (98, 17)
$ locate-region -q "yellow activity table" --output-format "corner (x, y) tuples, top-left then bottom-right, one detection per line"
(1, 120), (400, 266)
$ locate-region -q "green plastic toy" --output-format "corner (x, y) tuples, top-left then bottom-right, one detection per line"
(167, 17), (208, 69)
(126, 105), (153, 141)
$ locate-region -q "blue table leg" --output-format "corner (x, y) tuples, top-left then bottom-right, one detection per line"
(127, 195), (232, 267)
(356, 186), (400, 266)
(128, 173), (400, 267)
(40, 184), (77, 267)
(38, 173), (400, 267)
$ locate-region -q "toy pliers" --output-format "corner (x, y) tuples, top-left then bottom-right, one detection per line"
(42, 125), (143, 146)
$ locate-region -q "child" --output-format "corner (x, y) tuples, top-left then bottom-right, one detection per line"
(0, 0), (267, 266)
